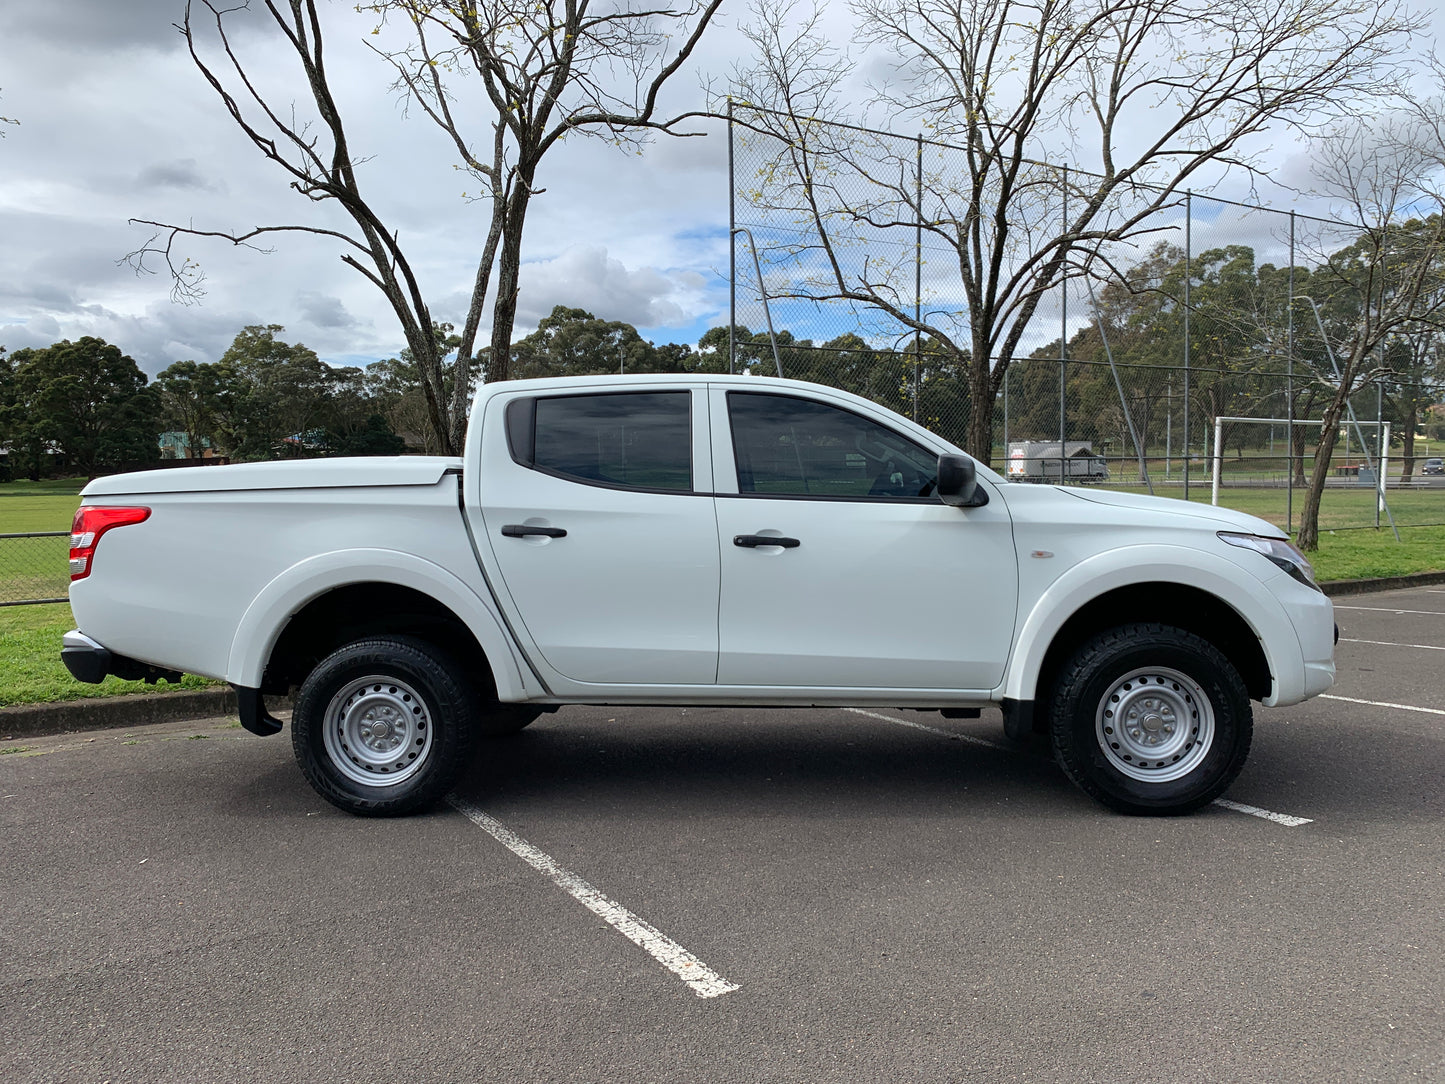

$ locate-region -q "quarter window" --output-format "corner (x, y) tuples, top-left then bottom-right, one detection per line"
(509, 391), (693, 493)
(728, 392), (939, 499)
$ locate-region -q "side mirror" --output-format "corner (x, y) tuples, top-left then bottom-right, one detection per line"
(936, 453), (989, 508)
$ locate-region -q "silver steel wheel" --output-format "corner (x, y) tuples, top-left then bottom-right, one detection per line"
(1094, 665), (1215, 783)
(322, 674), (434, 787)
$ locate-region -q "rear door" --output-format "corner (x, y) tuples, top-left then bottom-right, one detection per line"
(473, 386), (719, 686)
(711, 388), (1018, 691)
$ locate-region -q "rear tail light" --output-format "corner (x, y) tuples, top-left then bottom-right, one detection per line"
(70, 506), (151, 581)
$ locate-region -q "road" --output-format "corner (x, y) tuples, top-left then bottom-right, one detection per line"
(2, 587), (1442, 1082)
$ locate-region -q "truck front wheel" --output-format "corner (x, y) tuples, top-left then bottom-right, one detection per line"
(1049, 623), (1253, 815)
(292, 636), (479, 816)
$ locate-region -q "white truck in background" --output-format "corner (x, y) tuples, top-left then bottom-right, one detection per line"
(63, 375), (1336, 817)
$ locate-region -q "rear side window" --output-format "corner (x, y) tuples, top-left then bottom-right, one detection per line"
(506, 391), (692, 493)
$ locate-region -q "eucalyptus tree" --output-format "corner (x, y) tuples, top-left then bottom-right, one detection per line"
(729, 0), (1421, 459)
(129, 0), (722, 455)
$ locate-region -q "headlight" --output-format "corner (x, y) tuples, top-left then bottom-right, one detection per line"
(1218, 532), (1319, 591)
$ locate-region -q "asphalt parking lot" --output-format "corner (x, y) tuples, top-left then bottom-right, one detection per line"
(3, 586), (1443, 1083)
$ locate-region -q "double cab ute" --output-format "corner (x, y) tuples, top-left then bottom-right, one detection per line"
(63, 375), (1336, 816)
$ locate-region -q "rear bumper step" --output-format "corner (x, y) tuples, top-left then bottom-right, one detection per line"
(61, 630), (183, 685)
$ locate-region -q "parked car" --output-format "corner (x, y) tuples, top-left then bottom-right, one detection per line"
(62, 375), (1335, 818)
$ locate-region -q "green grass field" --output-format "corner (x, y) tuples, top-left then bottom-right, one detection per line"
(2, 474), (1442, 707)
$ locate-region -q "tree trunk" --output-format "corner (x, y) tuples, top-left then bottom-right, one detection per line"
(1295, 419), (1342, 551)
(966, 351), (991, 463)
(486, 185), (534, 384)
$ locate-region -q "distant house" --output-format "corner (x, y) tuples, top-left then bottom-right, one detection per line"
(158, 432), (217, 459)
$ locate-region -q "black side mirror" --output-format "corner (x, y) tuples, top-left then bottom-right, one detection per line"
(936, 453), (989, 508)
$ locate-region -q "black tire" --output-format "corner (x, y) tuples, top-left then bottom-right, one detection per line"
(292, 636), (480, 816)
(1049, 623), (1253, 816)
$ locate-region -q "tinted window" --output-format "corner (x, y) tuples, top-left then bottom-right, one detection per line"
(528, 392), (692, 492)
(728, 392), (939, 499)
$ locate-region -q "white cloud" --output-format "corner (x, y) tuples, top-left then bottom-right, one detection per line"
(516, 246), (713, 332)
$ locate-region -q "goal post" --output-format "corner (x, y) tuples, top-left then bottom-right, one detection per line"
(1210, 416), (1391, 511)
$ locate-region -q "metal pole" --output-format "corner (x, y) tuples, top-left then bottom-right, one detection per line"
(1060, 164), (1068, 485)
(915, 133), (923, 423)
(1286, 212), (1295, 533)
(728, 99), (736, 376)
(1166, 378), (1172, 480)
(1088, 278), (1152, 494)
(1213, 416), (1223, 506)
(1376, 378), (1384, 529)
(1183, 192), (1192, 501)
(1003, 366), (1010, 479)
(733, 227), (784, 379)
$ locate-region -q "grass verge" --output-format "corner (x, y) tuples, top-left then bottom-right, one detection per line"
(0, 604), (219, 709)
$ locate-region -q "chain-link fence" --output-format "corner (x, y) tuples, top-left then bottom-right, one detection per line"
(727, 104), (1445, 536)
(0, 532), (70, 606)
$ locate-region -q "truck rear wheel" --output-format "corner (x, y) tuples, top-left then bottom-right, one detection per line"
(1049, 623), (1252, 815)
(292, 636), (479, 816)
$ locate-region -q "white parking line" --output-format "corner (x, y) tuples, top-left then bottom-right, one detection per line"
(845, 708), (1312, 827)
(1341, 638), (1445, 652)
(1333, 605), (1445, 616)
(1321, 693), (1445, 716)
(447, 796), (739, 999)
(1211, 799), (1312, 827)
(843, 707), (1009, 749)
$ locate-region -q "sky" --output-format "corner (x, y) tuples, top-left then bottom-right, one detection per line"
(0, 1), (1435, 378)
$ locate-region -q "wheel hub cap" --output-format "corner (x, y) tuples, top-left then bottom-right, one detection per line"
(322, 675), (434, 788)
(1096, 666), (1215, 783)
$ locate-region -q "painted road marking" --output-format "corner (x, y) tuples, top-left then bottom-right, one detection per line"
(846, 708), (1312, 827)
(1321, 693), (1445, 717)
(1211, 799), (1312, 827)
(448, 796), (739, 999)
(844, 707), (1008, 749)
(1333, 605), (1445, 616)
(1341, 638), (1445, 652)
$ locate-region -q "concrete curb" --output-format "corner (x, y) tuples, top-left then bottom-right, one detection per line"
(1320, 570), (1445, 597)
(0, 689), (291, 741)
(1, 573), (1438, 741)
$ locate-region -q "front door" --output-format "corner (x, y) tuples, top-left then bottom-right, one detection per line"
(712, 389), (1018, 691)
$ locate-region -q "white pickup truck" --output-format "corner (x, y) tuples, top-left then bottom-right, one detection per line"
(62, 374), (1335, 817)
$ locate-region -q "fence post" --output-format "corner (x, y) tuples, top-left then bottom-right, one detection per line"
(1003, 365), (1010, 478)
(727, 98), (736, 376)
(1183, 191), (1191, 501)
(915, 133), (923, 423)
(1059, 164), (1068, 485)
(1286, 211), (1295, 533)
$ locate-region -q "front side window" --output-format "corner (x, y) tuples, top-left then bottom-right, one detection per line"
(728, 392), (939, 499)
(508, 391), (692, 492)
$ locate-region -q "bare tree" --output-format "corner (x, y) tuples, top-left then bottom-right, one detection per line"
(730, 0), (1421, 458)
(128, 0), (721, 455)
(1291, 110), (1445, 551)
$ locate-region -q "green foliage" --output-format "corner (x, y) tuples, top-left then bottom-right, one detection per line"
(154, 359), (231, 459)
(509, 306), (694, 379)
(2, 338), (160, 478)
